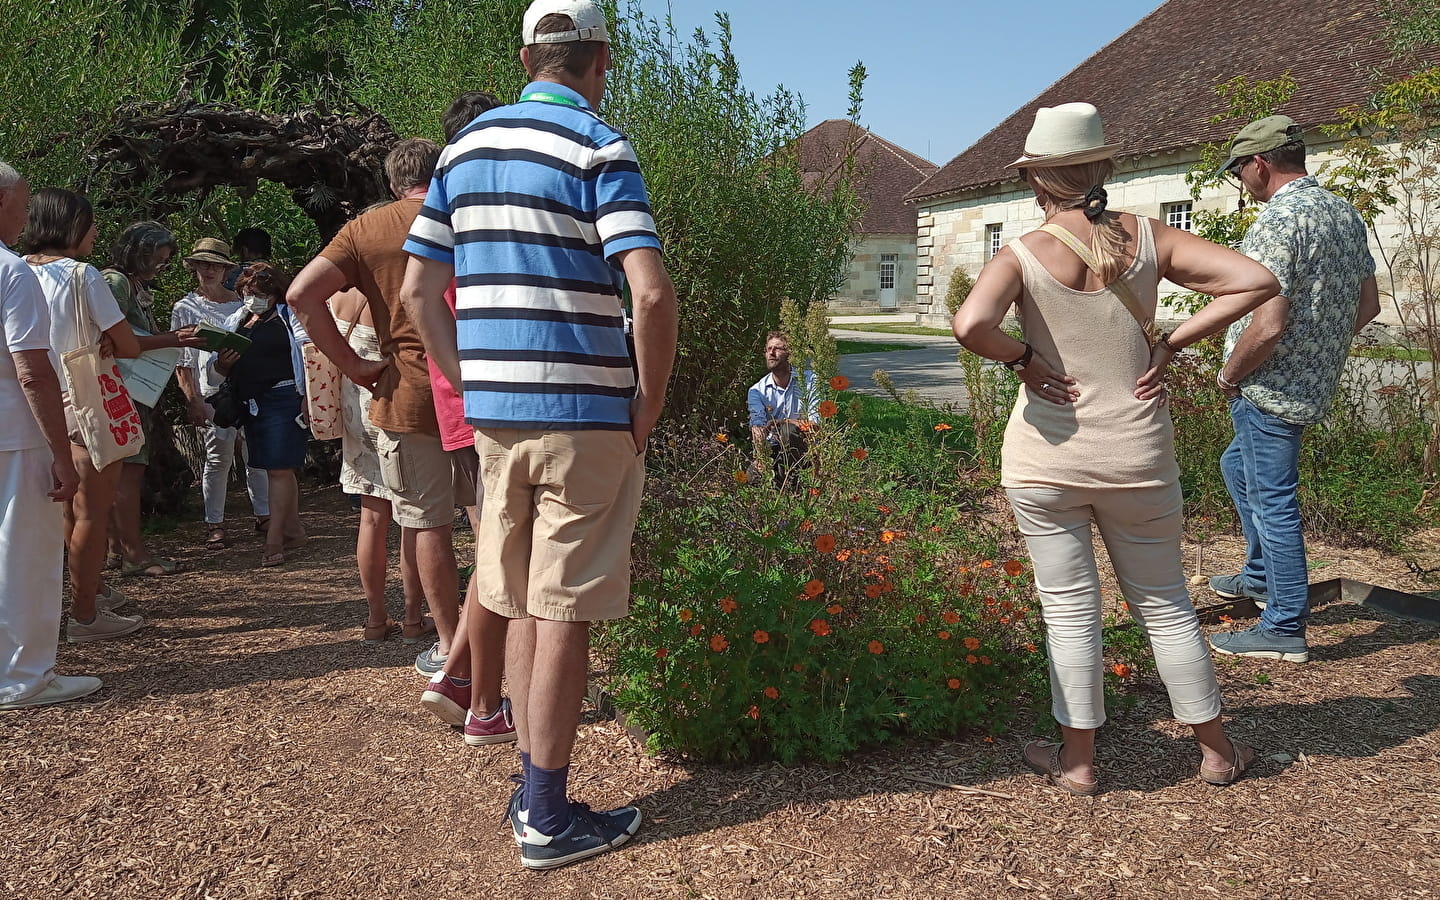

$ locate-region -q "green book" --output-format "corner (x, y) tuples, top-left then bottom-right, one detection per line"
(195, 321), (252, 354)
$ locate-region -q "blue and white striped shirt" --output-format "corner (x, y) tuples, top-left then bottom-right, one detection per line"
(403, 81), (662, 431)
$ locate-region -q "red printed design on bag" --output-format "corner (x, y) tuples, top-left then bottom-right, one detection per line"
(99, 362), (141, 445)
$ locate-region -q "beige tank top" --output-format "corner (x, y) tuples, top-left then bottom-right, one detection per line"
(1000, 216), (1178, 490)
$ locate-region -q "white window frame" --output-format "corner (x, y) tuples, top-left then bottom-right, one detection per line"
(1164, 201), (1193, 232)
(986, 223), (1002, 259)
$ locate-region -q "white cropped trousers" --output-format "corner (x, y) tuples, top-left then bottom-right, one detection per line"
(0, 446), (64, 704)
(1006, 482), (1222, 730)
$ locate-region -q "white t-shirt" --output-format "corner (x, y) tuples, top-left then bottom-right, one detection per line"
(170, 290), (246, 396)
(27, 258), (125, 389)
(0, 241), (52, 452)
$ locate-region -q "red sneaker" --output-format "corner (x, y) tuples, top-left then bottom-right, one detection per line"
(464, 698), (517, 746)
(420, 674), (470, 726)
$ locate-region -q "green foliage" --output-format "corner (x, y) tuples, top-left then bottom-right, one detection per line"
(944, 268), (975, 316)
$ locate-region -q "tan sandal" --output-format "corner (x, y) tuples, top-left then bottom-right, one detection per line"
(362, 618), (400, 644)
(401, 615), (436, 644)
(205, 527), (227, 549)
(260, 547), (285, 568)
(1200, 740), (1257, 786)
(1023, 740), (1100, 796)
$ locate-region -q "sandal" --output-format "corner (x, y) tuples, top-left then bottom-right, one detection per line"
(121, 556), (180, 577)
(260, 547), (285, 568)
(1023, 740), (1100, 796)
(362, 618), (401, 644)
(402, 615), (436, 644)
(255, 516), (271, 533)
(205, 527), (227, 549)
(1200, 740), (1257, 786)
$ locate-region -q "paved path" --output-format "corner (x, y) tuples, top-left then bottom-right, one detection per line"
(833, 328), (974, 410)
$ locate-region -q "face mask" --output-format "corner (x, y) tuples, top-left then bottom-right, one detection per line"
(242, 294), (271, 315)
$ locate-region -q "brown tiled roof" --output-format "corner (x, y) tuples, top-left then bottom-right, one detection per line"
(798, 119), (938, 234)
(909, 0), (1398, 203)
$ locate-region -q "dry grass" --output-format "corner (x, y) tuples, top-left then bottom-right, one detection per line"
(2, 486), (1438, 899)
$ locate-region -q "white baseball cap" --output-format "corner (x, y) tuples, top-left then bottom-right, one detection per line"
(522, 0), (610, 44)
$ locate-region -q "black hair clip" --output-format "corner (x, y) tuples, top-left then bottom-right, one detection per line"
(1082, 185), (1109, 222)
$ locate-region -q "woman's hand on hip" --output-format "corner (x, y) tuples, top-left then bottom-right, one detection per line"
(1135, 342), (1174, 403)
(1020, 354), (1078, 405)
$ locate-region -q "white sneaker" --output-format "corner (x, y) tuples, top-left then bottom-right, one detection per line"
(67, 608), (145, 643)
(95, 584), (130, 612)
(0, 675), (103, 710)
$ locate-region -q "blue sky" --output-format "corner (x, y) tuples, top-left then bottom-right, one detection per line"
(634, 0), (1163, 165)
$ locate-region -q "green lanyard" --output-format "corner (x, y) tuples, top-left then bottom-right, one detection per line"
(519, 91), (583, 109)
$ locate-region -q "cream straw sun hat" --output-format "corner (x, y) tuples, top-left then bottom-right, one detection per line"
(1006, 102), (1119, 169)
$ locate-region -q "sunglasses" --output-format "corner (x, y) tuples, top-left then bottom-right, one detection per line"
(1225, 156), (1255, 180)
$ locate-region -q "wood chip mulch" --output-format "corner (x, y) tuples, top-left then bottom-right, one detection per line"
(3, 486), (1438, 899)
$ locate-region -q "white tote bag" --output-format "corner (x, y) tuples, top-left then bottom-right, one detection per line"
(305, 299), (368, 441)
(59, 262), (145, 469)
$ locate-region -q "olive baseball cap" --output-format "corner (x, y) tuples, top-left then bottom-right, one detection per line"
(1218, 115), (1305, 175)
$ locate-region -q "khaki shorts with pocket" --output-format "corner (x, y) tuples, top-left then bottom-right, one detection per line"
(474, 428), (645, 622)
(375, 428), (455, 529)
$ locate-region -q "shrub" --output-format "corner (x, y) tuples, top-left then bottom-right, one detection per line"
(944, 268), (975, 316)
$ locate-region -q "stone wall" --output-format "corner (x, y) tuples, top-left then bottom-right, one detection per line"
(829, 234), (923, 315)
(915, 144), (1401, 334)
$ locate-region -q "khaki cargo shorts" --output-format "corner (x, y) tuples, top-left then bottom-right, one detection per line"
(375, 428), (455, 529)
(474, 428), (645, 623)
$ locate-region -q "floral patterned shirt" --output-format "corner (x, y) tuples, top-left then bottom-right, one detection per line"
(1224, 176), (1374, 424)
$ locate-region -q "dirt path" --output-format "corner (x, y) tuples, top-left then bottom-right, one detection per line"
(3, 486), (1437, 899)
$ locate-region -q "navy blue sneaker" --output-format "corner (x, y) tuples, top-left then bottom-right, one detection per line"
(519, 801), (642, 870)
(1209, 624), (1309, 663)
(1209, 573), (1268, 609)
(503, 775), (526, 846)
(413, 642), (448, 677)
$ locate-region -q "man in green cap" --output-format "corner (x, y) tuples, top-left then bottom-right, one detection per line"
(1207, 115), (1380, 662)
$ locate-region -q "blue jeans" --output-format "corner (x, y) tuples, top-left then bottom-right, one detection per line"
(1220, 395), (1309, 636)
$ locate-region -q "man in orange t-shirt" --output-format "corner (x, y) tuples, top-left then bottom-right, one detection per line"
(288, 139), (460, 674)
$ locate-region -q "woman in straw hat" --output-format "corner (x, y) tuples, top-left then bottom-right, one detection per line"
(171, 238), (271, 550)
(953, 103), (1278, 794)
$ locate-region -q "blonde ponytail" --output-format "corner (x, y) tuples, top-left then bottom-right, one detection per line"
(1027, 160), (1130, 285)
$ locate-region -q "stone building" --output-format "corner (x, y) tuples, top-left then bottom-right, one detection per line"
(796, 119), (937, 315)
(907, 0), (1400, 330)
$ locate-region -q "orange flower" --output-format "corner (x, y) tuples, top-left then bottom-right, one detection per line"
(868, 640), (885, 654)
(679, 608), (693, 622)
(719, 597), (738, 614)
(753, 629), (770, 643)
(937, 630), (952, 640)
(947, 677), (962, 689)
(803, 579), (825, 598)
(877, 504), (892, 514)
(865, 584), (883, 599)
(814, 534), (836, 553)
(792, 663), (804, 672)
(965, 654), (979, 664)
(656, 647), (669, 658)
(979, 560), (994, 569)
(809, 619), (831, 637)
(835, 549), (852, 562)
(933, 422), (953, 432)
(941, 610), (960, 625)
(830, 375), (850, 391)
(978, 655), (991, 665)
(764, 686), (780, 699)
(715, 432), (729, 443)
(963, 636), (981, 650)
(880, 530), (897, 543)
(1112, 663), (1133, 678)
(709, 635), (729, 652)
(798, 421), (814, 433)
(1003, 559), (1024, 577)
(851, 448), (869, 461)
(747, 705), (760, 720)
(808, 487), (820, 497)
(914, 613), (929, 624)
(689, 624), (703, 636)
(1218, 614), (1234, 623)
(826, 604), (843, 615)
(799, 519), (814, 532)
(998, 616), (1011, 625)
(733, 470), (749, 483)
(818, 400), (838, 418)
(1025, 642), (1038, 653)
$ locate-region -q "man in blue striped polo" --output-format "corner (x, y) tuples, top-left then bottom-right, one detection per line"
(401, 0), (677, 871)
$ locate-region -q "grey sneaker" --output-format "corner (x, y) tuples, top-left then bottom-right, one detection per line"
(519, 801), (642, 870)
(413, 642), (448, 677)
(0, 675), (102, 709)
(66, 609), (145, 643)
(1209, 624), (1308, 663)
(95, 584), (131, 612)
(1209, 573), (1268, 609)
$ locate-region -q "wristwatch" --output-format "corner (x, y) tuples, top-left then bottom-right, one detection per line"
(1157, 331), (1180, 353)
(1003, 343), (1034, 371)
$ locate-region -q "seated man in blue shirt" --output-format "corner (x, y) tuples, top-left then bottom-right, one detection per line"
(747, 330), (817, 488)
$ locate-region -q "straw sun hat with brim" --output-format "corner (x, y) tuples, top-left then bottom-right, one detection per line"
(184, 238), (234, 267)
(1006, 102), (1120, 169)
